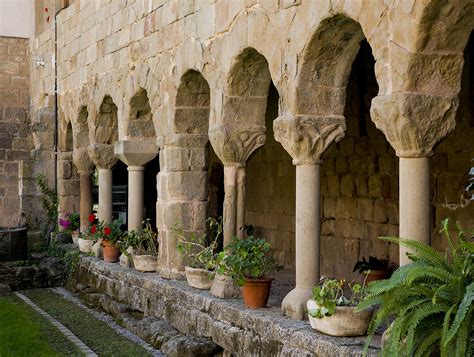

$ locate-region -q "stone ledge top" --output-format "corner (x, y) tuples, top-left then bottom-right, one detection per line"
(78, 257), (381, 356)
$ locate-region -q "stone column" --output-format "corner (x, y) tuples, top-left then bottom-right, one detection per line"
(89, 143), (117, 224)
(79, 171), (93, 232)
(98, 168), (113, 223)
(115, 140), (158, 231)
(399, 158), (430, 265)
(371, 93), (458, 265)
(274, 114), (346, 320)
(127, 166), (145, 231)
(73, 147), (94, 232)
(208, 124), (266, 298)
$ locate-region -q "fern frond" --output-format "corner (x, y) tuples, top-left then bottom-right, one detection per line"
(454, 305), (472, 357)
(381, 237), (450, 270)
(406, 265), (457, 286)
(440, 304), (456, 357)
(414, 329), (441, 357)
(445, 282), (474, 345)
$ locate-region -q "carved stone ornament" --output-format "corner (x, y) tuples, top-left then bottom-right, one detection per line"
(88, 143), (117, 169)
(371, 93), (458, 158)
(72, 147), (94, 174)
(209, 124), (266, 165)
(273, 114), (346, 165)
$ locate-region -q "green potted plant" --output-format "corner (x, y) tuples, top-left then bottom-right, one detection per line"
(59, 212), (80, 244)
(353, 256), (391, 282)
(78, 214), (100, 253)
(307, 277), (372, 336)
(100, 219), (124, 263)
(122, 220), (159, 272)
(357, 218), (473, 356)
(175, 218), (221, 289)
(216, 236), (278, 308)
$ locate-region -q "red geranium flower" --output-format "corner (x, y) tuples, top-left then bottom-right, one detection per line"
(104, 226), (111, 236)
(91, 225), (97, 234)
(88, 214), (96, 223)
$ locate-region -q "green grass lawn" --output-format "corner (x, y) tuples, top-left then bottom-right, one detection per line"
(23, 289), (152, 357)
(0, 294), (83, 357)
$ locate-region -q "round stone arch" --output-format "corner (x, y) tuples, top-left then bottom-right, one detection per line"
(93, 95), (119, 145)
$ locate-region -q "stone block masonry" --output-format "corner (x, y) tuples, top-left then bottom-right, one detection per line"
(0, 36), (32, 227)
(76, 257), (380, 356)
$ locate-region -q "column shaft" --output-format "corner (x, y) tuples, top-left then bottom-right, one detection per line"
(236, 166), (246, 239)
(399, 157), (431, 265)
(98, 168), (113, 224)
(127, 166), (144, 231)
(295, 164), (320, 287)
(79, 172), (92, 232)
(223, 166), (238, 246)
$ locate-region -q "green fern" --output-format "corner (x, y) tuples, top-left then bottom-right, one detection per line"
(359, 219), (473, 356)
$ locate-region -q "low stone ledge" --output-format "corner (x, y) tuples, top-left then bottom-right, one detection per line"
(76, 257), (381, 356)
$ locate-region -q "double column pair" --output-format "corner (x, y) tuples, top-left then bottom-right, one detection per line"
(76, 141), (158, 233)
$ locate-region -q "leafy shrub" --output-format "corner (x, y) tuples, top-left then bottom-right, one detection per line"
(175, 217), (221, 270)
(216, 236), (278, 286)
(309, 277), (367, 318)
(122, 220), (159, 256)
(353, 256), (389, 274)
(357, 218), (474, 356)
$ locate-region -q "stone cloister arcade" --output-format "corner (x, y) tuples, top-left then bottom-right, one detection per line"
(50, 2), (474, 322)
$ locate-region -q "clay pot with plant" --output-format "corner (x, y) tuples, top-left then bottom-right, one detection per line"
(78, 214), (100, 253)
(100, 219), (124, 263)
(175, 217), (222, 289)
(353, 256), (392, 283)
(121, 220), (159, 272)
(58, 212), (80, 244)
(307, 277), (372, 337)
(216, 236), (278, 308)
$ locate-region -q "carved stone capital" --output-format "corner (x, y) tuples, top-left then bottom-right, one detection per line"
(273, 114), (346, 165)
(114, 139), (159, 167)
(209, 125), (266, 165)
(72, 147), (94, 174)
(88, 143), (117, 169)
(371, 93), (458, 158)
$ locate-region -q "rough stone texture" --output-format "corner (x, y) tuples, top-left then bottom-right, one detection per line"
(0, 36), (32, 227)
(76, 257), (381, 356)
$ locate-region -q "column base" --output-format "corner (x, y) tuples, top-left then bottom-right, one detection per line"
(281, 287), (312, 320)
(119, 247), (134, 268)
(210, 274), (241, 299)
(158, 266), (185, 280)
(92, 239), (103, 259)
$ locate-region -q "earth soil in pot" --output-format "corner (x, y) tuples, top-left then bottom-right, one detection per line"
(78, 238), (94, 253)
(102, 241), (120, 263)
(364, 269), (387, 283)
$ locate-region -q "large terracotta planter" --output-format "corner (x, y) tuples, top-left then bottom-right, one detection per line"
(78, 238), (94, 253)
(241, 277), (273, 308)
(364, 269), (387, 283)
(307, 300), (373, 336)
(102, 240), (120, 263)
(132, 255), (157, 272)
(185, 266), (214, 289)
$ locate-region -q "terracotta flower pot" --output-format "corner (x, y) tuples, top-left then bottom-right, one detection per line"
(364, 269), (387, 283)
(241, 277), (273, 308)
(132, 255), (157, 272)
(78, 238), (94, 253)
(185, 266), (214, 289)
(102, 240), (120, 263)
(307, 300), (373, 337)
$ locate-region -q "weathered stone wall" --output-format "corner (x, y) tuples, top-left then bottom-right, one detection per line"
(0, 36), (31, 227)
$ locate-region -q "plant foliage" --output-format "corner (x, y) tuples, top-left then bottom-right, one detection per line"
(309, 277), (367, 318)
(216, 236), (278, 286)
(175, 217), (221, 270)
(122, 220), (159, 256)
(356, 218), (474, 356)
(353, 256), (389, 274)
(35, 174), (58, 240)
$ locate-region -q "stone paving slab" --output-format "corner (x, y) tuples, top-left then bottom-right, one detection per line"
(76, 257), (381, 356)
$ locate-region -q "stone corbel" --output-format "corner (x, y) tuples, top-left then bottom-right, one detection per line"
(88, 143), (117, 169)
(209, 124), (266, 166)
(114, 139), (159, 167)
(370, 93), (458, 158)
(273, 114), (346, 164)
